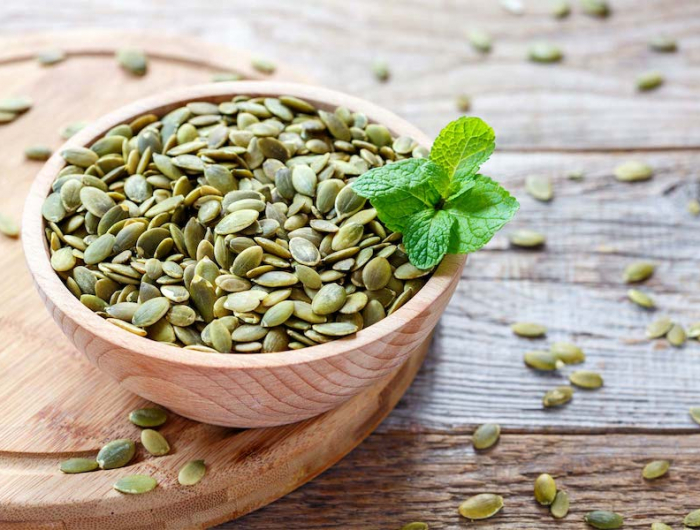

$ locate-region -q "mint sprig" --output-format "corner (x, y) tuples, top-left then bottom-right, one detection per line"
(352, 117), (518, 269)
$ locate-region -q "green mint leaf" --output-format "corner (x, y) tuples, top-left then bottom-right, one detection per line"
(430, 117), (495, 195)
(403, 209), (455, 269)
(352, 158), (446, 232)
(443, 174), (519, 254)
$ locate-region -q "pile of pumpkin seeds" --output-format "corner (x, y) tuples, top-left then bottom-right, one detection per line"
(59, 406), (206, 493)
(41, 94), (434, 354)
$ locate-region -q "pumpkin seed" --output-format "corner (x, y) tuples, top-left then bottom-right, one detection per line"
(667, 323), (686, 347)
(690, 406), (700, 425)
(400, 523), (428, 530)
(551, 0), (571, 18)
(25, 145), (52, 161)
(116, 48), (147, 75)
(97, 439), (136, 469)
(141, 429), (170, 456)
(688, 199), (700, 216)
(534, 473), (557, 505)
(179, 459), (206, 486)
(550, 490), (569, 519)
(580, 0), (610, 17)
(627, 289), (655, 308)
(37, 48), (66, 65)
(584, 511), (623, 529)
(60, 121), (88, 139)
(646, 317), (673, 339)
(650, 523), (672, 530)
(525, 175), (554, 201)
(371, 60), (390, 82)
(0, 96), (32, 113)
(642, 460), (670, 480)
(623, 261), (655, 283)
(129, 407), (167, 428)
(468, 29), (492, 53)
(637, 71), (664, 92)
(363, 257), (392, 290)
(59, 457), (99, 474)
(0, 212), (20, 238)
(132, 297), (170, 327)
(686, 510), (700, 527)
(511, 322), (546, 338)
(615, 161), (653, 182)
(543, 386), (574, 408)
(458, 493), (504, 520)
(550, 342), (585, 364)
(524, 350), (561, 371)
(529, 43), (563, 63)
(312, 322), (359, 337)
(509, 229), (545, 248)
(84, 233), (116, 265)
(649, 36), (677, 53)
(312, 283), (347, 315)
(261, 300), (295, 327)
(569, 370), (603, 389)
(51, 247), (76, 272)
(472, 423), (500, 450)
(113, 475), (158, 494)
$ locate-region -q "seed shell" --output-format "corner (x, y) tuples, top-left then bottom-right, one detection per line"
(0, 213), (20, 238)
(113, 475), (158, 495)
(458, 493), (504, 520)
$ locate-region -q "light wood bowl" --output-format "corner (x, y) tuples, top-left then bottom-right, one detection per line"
(22, 82), (467, 428)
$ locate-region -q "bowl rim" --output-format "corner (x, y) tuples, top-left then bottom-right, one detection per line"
(23, 81), (467, 370)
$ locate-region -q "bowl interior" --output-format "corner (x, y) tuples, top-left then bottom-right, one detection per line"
(23, 81), (467, 370)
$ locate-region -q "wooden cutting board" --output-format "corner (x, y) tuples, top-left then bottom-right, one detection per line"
(0, 31), (429, 529)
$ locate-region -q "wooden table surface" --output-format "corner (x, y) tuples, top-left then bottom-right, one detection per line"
(3, 0), (700, 528)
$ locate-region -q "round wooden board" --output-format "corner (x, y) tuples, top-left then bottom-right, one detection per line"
(0, 31), (429, 529)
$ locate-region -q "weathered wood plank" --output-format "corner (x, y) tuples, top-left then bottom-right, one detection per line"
(231, 432), (700, 529)
(3, 0), (700, 149)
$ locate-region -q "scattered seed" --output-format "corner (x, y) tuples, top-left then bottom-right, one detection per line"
(615, 160), (653, 182)
(525, 175), (554, 201)
(627, 289), (655, 309)
(141, 429), (170, 456)
(690, 407), (700, 425)
(646, 317), (673, 339)
(649, 36), (677, 53)
(543, 386), (574, 408)
(524, 350), (561, 371)
(509, 229), (545, 248)
(642, 460), (670, 480)
(623, 261), (655, 283)
(551, 0), (571, 18)
(178, 459), (207, 486)
(472, 423), (501, 450)
(113, 475), (158, 494)
(37, 48), (66, 65)
(534, 473), (557, 505)
(0, 96), (33, 113)
(458, 493), (504, 520)
(24, 145), (52, 161)
(687, 199), (700, 216)
(59, 457), (99, 474)
(567, 169), (584, 181)
(651, 523), (673, 530)
(211, 72), (243, 82)
(528, 43), (563, 64)
(96, 439), (136, 470)
(0, 213), (20, 238)
(468, 29), (492, 53)
(637, 71), (664, 92)
(372, 60), (390, 82)
(251, 57), (276, 74)
(550, 342), (585, 364)
(455, 94), (471, 112)
(569, 370), (603, 389)
(400, 524), (428, 530)
(512, 322), (547, 338)
(116, 48), (147, 76)
(580, 0), (610, 17)
(584, 510), (623, 529)
(666, 323), (686, 347)
(550, 490), (569, 519)
(686, 510), (700, 528)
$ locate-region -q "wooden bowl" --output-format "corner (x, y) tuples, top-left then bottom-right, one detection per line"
(22, 82), (467, 428)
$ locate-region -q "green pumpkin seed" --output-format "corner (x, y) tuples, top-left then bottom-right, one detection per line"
(615, 161), (653, 182)
(261, 300), (295, 327)
(580, 0), (610, 17)
(468, 29), (492, 53)
(472, 423), (500, 450)
(584, 511), (623, 529)
(400, 523), (428, 530)
(37, 48), (66, 65)
(132, 297), (170, 327)
(667, 323), (686, 347)
(534, 473), (557, 505)
(642, 460), (670, 480)
(509, 229), (545, 248)
(141, 429), (170, 456)
(569, 370), (603, 389)
(685, 509), (700, 527)
(97, 439), (136, 470)
(251, 57), (276, 74)
(84, 233), (116, 265)
(59, 457), (99, 474)
(551, 0), (571, 18)
(623, 261), (655, 283)
(289, 237), (321, 266)
(114, 475), (158, 494)
(0, 96), (32, 113)
(312, 283), (347, 315)
(60, 121), (88, 139)
(646, 317), (673, 339)
(25, 145), (52, 161)
(637, 71), (664, 91)
(524, 350), (561, 371)
(178, 459), (206, 486)
(525, 175), (554, 201)
(529, 43), (563, 63)
(116, 49), (147, 75)
(371, 60), (390, 82)
(62, 147), (98, 168)
(0, 212), (20, 238)
(129, 407), (167, 428)
(50, 247), (76, 272)
(627, 289), (655, 308)
(543, 386), (574, 408)
(650, 523), (672, 530)
(363, 257), (392, 291)
(649, 36), (677, 53)
(458, 493), (504, 520)
(550, 490), (569, 519)
(511, 322), (546, 338)
(690, 406), (700, 425)
(550, 342), (585, 364)
(312, 322), (359, 337)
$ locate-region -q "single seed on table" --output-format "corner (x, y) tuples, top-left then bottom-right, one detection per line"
(524, 350), (561, 371)
(688, 199), (700, 216)
(637, 71), (664, 92)
(614, 161), (653, 182)
(96, 439), (136, 470)
(650, 523), (672, 530)
(584, 510), (623, 529)
(509, 229), (545, 248)
(24, 145), (52, 161)
(129, 407), (167, 428)
(567, 169), (584, 180)
(0, 96), (33, 113)
(455, 94), (471, 112)
(623, 261), (655, 283)
(113, 475), (158, 495)
(627, 289), (655, 308)
(525, 175), (554, 201)
(511, 322), (546, 338)
(371, 59), (389, 82)
(0, 213), (20, 238)
(534, 473), (557, 505)
(458, 493), (504, 520)
(543, 386), (574, 408)
(550, 342), (585, 364)
(179, 459), (206, 486)
(646, 317), (673, 339)
(400, 523), (428, 530)
(569, 370), (604, 389)
(528, 43), (563, 64)
(251, 57), (276, 74)
(116, 48), (147, 75)
(59, 457), (99, 474)
(468, 29), (492, 53)
(550, 490), (569, 519)
(666, 323), (686, 347)
(141, 429), (170, 456)
(580, 0), (610, 17)
(686, 509), (700, 528)
(690, 406), (700, 425)
(642, 459), (670, 480)
(36, 48), (66, 65)
(551, 0), (571, 18)
(649, 36), (677, 53)
(472, 423), (501, 450)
